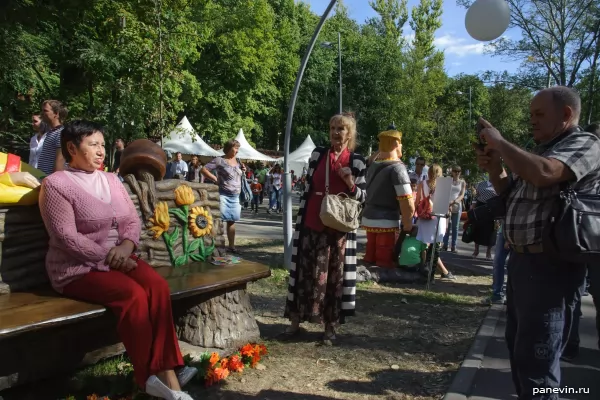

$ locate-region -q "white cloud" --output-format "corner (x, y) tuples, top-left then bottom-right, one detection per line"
(434, 34), (485, 57)
(402, 32), (486, 57)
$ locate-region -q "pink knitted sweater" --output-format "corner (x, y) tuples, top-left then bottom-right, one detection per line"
(39, 171), (141, 292)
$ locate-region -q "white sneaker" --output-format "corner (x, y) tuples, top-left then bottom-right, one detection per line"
(172, 391), (195, 400)
(146, 375), (196, 400)
(176, 366), (198, 387)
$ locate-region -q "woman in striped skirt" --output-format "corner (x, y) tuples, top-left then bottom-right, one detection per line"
(284, 113), (367, 344)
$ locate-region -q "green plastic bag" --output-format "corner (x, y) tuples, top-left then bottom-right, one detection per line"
(398, 237), (427, 267)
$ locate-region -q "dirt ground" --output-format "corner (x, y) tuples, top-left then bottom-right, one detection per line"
(2, 239), (491, 400)
(184, 239), (491, 400)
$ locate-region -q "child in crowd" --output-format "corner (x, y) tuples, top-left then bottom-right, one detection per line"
(250, 178), (262, 214)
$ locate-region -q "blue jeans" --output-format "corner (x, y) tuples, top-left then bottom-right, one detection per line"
(566, 266), (600, 351)
(505, 253), (586, 399)
(269, 187), (282, 211)
(492, 230), (510, 300)
(443, 207), (461, 248)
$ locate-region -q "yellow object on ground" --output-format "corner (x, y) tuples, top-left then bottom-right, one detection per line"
(0, 153), (45, 206)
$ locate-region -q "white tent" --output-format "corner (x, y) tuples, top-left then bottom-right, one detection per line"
(234, 128), (276, 161)
(163, 116), (223, 157)
(277, 135), (315, 174)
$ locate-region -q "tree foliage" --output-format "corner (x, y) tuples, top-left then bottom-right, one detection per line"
(2, 0), (577, 178)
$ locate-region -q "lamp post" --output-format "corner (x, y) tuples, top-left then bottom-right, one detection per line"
(456, 86), (472, 126)
(283, 0), (338, 268)
(321, 31), (343, 114)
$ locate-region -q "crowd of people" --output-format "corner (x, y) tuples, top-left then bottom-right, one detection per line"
(9, 84), (600, 400)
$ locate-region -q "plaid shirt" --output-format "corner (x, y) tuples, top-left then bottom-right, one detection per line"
(505, 130), (600, 246)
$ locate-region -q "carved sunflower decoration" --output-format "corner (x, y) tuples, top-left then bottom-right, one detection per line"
(148, 201), (170, 239)
(189, 206), (213, 237)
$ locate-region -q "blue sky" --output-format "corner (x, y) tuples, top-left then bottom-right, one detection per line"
(302, 0), (521, 76)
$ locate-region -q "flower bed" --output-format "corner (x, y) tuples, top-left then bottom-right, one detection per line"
(68, 342), (268, 399)
(195, 342), (268, 387)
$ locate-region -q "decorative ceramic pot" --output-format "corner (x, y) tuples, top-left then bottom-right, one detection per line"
(119, 139), (167, 180)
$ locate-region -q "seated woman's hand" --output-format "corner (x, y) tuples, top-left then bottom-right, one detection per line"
(120, 258), (138, 273)
(106, 240), (136, 271)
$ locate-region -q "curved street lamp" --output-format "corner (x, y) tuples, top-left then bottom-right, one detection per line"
(282, 0), (338, 268)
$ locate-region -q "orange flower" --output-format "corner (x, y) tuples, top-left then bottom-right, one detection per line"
(220, 357), (229, 370)
(87, 395), (98, 400)
(257, 344), (268, 356)
(209, 352), (220, 367)
(204, 366), (230, 387)
(251, 352), (261, 368)
(240, 344), (254, 358)
(228, 355), (244, 372)
(213, 367), (230, 381)
(205, 368), (216, 387)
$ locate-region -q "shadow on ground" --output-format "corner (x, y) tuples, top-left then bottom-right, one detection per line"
(210, 390), (340, 400)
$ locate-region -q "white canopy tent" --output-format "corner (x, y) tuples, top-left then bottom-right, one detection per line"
(233, 128), (276, 161)
(277, 135), (315, 175)
(162, 116), (223, 157)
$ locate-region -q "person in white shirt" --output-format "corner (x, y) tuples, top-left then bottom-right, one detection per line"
(29, 114), (48, 169)
(409, 157), (428, 184)
(170, 152), (188, 179)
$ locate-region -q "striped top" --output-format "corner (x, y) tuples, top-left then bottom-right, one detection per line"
(37, 126), (64, 175)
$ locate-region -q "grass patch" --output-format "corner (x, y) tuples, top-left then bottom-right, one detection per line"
(74, 355), (133, 380)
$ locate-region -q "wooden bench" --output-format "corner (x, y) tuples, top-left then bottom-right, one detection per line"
(0, 261), (270, 390)
(0, 146), (273, 390)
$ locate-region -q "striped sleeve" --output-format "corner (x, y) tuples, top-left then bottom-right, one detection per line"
(349, 153), (367, 204)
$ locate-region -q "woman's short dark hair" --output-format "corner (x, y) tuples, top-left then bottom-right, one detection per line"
(61, 120), (105, 163)
(223, 139), (240, 155)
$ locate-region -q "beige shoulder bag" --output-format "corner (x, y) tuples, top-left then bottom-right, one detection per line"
(319, 151), (361, 232)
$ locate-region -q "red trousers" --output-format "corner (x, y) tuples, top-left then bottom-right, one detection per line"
(364, 231), (398, 268)
(63, 258), (184, 387)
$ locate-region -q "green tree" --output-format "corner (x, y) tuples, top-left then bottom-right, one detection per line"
(186, 0), (278, 146)
(401, 0), (446, 162)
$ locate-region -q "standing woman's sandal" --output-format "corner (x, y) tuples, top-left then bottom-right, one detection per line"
(280, 316), (303, 337)
(323, 325), (337, 346)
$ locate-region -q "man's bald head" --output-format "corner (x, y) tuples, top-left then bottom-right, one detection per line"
(530, 86), (581, 143)
(540, 86), (581, 125)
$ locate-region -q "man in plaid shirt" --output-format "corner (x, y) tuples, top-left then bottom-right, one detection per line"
(475, 86), (600, 400)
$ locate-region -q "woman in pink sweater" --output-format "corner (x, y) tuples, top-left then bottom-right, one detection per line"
(38, 121), (196, 400)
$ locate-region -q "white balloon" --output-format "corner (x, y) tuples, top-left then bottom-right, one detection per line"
(465, 0), (511, 42)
